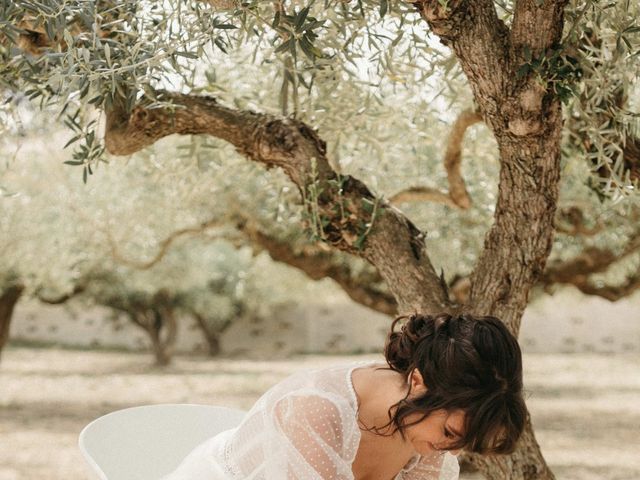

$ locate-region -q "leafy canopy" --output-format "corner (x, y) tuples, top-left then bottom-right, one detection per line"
(0, 0), (638, 290)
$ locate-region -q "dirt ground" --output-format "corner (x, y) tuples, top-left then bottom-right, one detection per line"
(0, 347), (639, 480)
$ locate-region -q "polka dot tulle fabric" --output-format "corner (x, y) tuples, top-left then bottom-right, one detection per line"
(162, 362), (460, 480)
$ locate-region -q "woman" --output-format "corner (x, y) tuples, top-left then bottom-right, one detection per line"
(162, 313), (526, 479)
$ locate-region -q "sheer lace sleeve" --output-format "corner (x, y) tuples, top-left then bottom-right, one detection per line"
(398, 452), (460, 480)
(270, 391), (357, 480)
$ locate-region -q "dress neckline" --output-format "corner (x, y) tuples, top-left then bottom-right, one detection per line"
(346, 360), (381, 414)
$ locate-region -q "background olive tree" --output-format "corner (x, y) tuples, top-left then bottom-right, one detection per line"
(1, 0), (639, 477)
(0, 124), (315, 364)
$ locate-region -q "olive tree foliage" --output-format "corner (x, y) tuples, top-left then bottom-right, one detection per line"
(0, 0), (638, 300)
(0, 127), (323, 364)
(1, 0), (639, 477)
(0, 0), (637, 184)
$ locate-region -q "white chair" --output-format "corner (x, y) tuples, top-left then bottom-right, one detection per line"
(79, 404), (246, 480)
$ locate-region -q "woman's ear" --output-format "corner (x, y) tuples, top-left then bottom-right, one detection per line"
(408, 368), (427, 395)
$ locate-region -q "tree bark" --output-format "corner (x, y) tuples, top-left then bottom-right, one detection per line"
(469, 123), (563, 331)
(467, 78), (563, 480)
(413, 1), (568, 478)
(0, 284), (24, 360)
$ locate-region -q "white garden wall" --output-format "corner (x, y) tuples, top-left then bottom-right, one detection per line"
(9, 287), (640, 355)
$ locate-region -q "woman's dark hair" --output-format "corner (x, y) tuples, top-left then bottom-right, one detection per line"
(382, 313), (526, 455)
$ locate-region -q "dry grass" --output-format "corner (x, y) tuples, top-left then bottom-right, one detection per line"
(1, 347), (639, 480)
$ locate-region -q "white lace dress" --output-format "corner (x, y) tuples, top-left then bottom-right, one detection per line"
(161, 362), (460, 480)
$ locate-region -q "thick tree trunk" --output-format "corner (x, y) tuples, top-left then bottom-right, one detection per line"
(464, 79), (563, 480)
(0, 284), (24, 360)
(412, 1), (568, 477)
(469, 122), (563, 331)
(466, 122), (562, 479)
(460, 97), (563, 478)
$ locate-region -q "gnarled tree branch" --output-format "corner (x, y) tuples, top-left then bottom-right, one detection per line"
(444, 109), (481, 208)
(561, 274), (640, 301)
(105, 92), (450, 313)
(237, 219), (397, 315)
(539, 230), (640, 300)
(545, 231), (640, 279)
(446, 226), (640, 304)
(540, 228), (640, 288)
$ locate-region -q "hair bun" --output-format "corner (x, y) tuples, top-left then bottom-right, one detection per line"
(384, 313), (442, 375)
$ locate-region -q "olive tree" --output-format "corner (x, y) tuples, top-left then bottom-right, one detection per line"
(73, 239), (256, 366)
(1, 0), (639, 477)
(0, 124), (304, 364)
